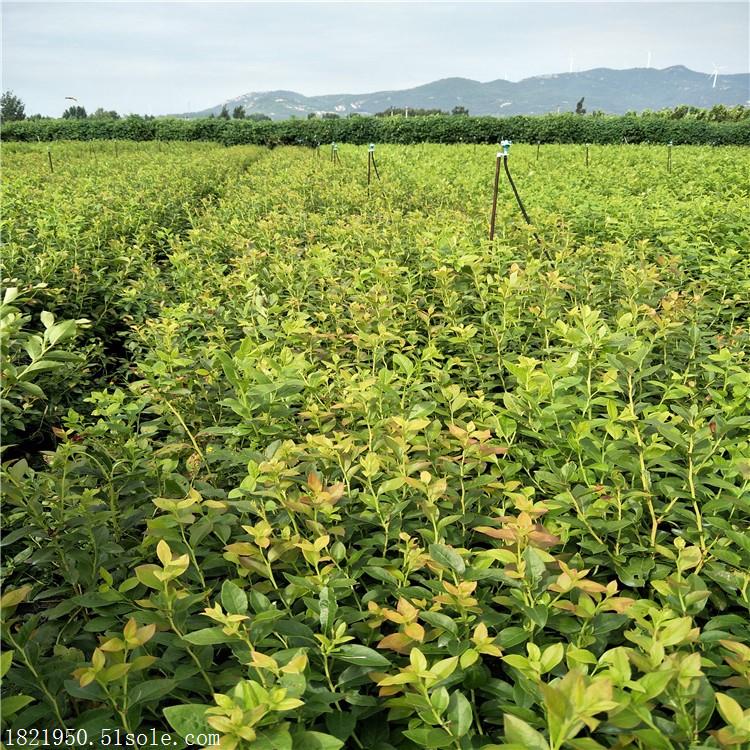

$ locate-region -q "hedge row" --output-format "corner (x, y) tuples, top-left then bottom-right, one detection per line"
(3, 113), (749, 145)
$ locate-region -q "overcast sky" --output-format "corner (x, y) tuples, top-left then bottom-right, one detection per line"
(2, 1), (748, 116)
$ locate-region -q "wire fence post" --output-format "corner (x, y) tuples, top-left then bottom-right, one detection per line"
(585, 143), (589, 168)
(536, 141), (541, 162)
(47, 147), (54, 174)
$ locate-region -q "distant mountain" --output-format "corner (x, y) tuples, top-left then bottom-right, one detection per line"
(177, 66), (750, 120)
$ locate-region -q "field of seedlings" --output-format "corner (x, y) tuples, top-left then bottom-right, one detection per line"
(1, 140), (749, 750)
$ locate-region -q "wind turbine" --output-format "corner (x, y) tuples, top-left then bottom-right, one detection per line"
(711, 63), (727, 88)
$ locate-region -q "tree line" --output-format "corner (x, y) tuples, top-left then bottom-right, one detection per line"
(4, 110), (748, 145)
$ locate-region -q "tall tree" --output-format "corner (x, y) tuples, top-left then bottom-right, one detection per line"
(62, 105), (87, 119)
(91, 107), (120, 119)
(575, 97), (586, 115)
(452, 105), (469, 116)
(1, 91), (26, 121)
(232, 105), (246, 119)
(219, 105), (230, 119)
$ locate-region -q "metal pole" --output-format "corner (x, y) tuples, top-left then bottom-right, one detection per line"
(489, 152), (502, 241)
(503, 157), (542, 246)
(47, 148), (54, 173)
(503, 157), (532, 226)
(585, 144), (589, 168)
(368, 144), (380, 181)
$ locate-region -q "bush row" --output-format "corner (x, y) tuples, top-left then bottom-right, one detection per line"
(3, 112), (749, 145)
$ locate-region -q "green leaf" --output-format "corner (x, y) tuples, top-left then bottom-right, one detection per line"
(0, 650), (14, 678)
(1, 694), (34, 716)
(47, 320), (76, 345)
(429, 543), (466, 575)
(182, 627), (233, 645)
(540, 643), (565, 673)
(334, 645), (392, 668)
(18, 359), (64, 380)
(365, 566), (400, 585)
(292, 731), (344, 750)
(499, 627), (529, 649)
(447, 690), (473, 737)
(402, 727), (455, 748)
(129, 679), (176, 706)
(567, 739), (608, 750)
(392, 352), (414, 375)
(503, 714), (550, 750)
(716, 693), (744, 726)
(636, 670), (674, 702)
(325, 711), (357, 741)
(319, 586), (336, 634)
(379, 477), (406, 494)
(420, 611), (459, 636)
(254, 726), (294, 750)
(523, 546), (547, 585)
(221, 580), (248, 614)
(134, 564), (162, 589)
(163, 703), (213, 739)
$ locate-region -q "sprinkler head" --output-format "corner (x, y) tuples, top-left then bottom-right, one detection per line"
(500, 139), (512, 156)
(368, 143), (375, 152)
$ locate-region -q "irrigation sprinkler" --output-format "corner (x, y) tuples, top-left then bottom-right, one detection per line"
(367, 143), (381, 186)
(489, 139), (542, 247)
(331, 142), (341, 165)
